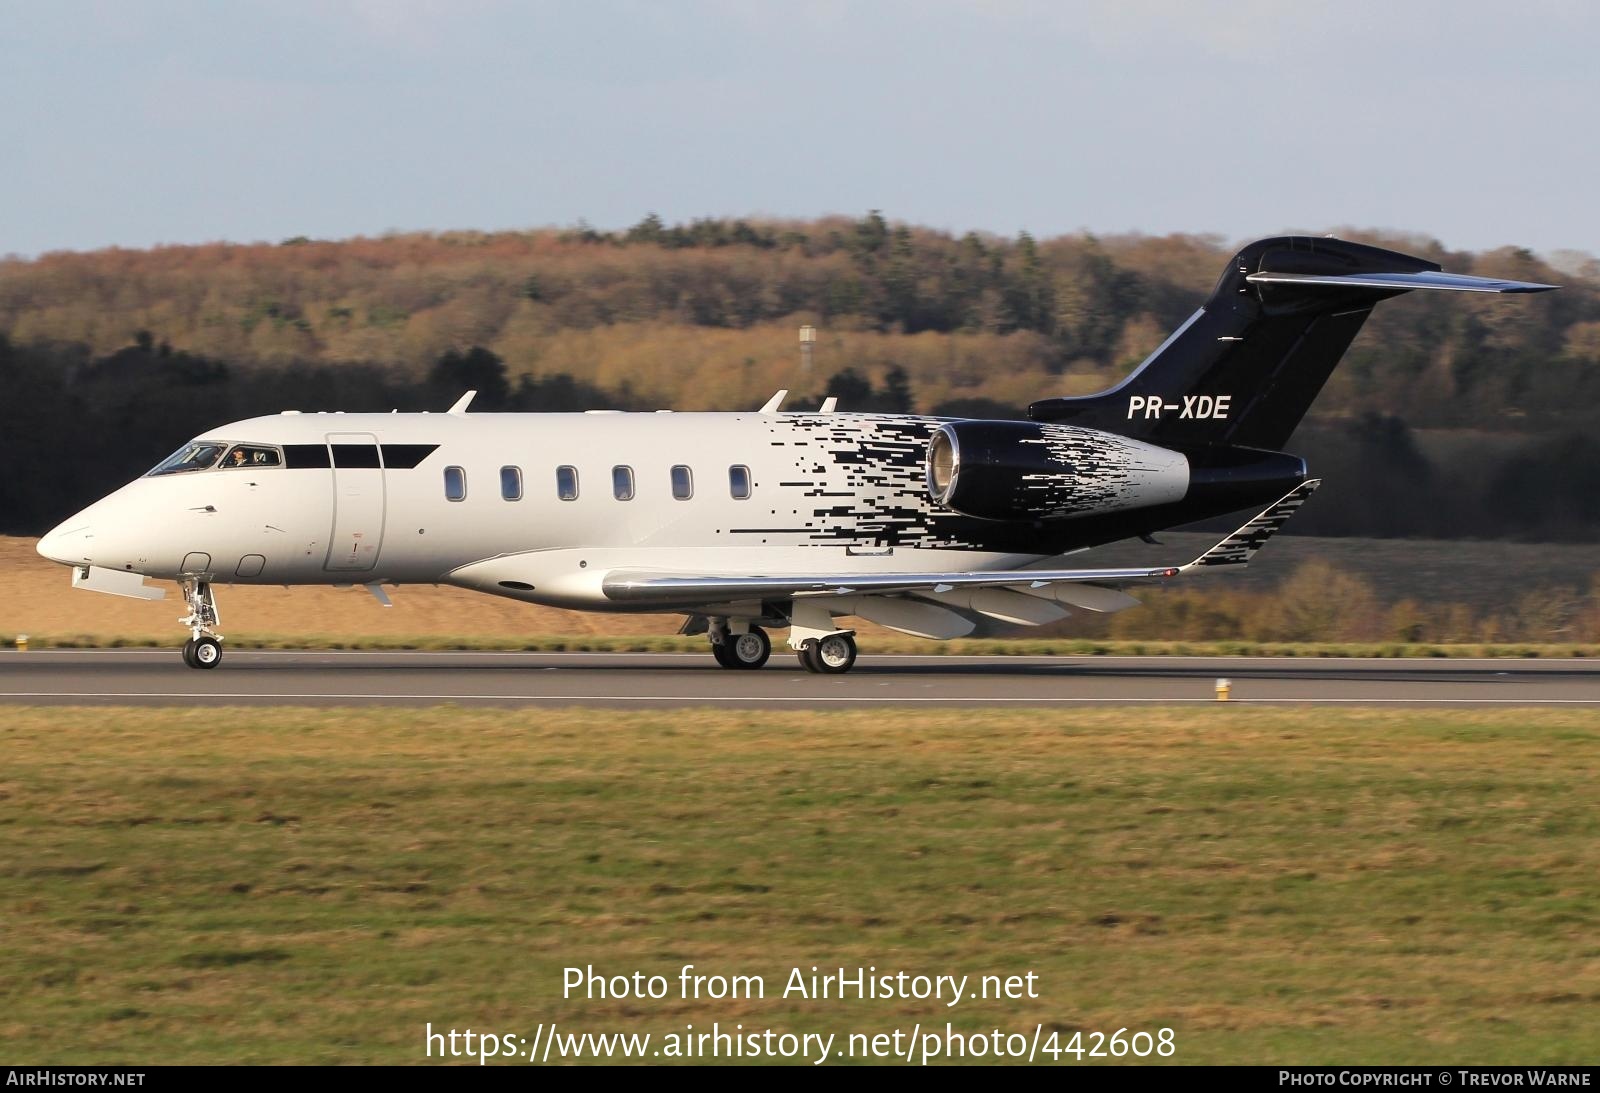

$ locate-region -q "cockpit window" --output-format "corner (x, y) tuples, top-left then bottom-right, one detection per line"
(220, 444), (283, 470)
(146, 441), (228, 476)
(146, 442), (283, 476)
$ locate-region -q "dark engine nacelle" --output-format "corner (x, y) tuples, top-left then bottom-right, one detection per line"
(926, 420), (1190, 521)
(926, 419), (1310, 522)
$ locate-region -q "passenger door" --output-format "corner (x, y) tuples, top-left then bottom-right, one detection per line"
(324, 432), (385, 572)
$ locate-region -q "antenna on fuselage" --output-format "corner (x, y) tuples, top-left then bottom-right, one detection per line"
(759, 389), (788, 413)
(818, 396), (838, 413)
(448, 390), (477, 415)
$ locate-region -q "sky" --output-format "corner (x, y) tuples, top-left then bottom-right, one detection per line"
(2, 1), (1596, 258)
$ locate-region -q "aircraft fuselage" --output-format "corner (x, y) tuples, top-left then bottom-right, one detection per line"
(39, 409), (1262, 611)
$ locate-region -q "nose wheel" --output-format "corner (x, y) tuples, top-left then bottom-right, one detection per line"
(178, 578), (224, 669)
(183, 636), (223, 669)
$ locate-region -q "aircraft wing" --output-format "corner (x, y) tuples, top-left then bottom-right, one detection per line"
(601, 480), (1320, 605)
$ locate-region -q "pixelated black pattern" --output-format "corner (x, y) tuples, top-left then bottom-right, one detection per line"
(724, 415), (1190, 555)
(1013, 424), (1175, 519)
(1192, 481), (1318, 566)
(731, 415), (1045, 554)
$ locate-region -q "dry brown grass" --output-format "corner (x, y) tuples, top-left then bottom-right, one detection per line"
(0, 536), (682, 642)
(10, 533), (1600, 654)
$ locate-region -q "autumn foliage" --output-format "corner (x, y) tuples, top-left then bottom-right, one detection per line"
(2, 213), (1598, 539)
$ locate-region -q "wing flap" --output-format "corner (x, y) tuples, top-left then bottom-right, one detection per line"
(926, 587), (1071, 627)
(1037, 583), (1142, 613)
(847, 596), (975, 639)
(600, 563), (1180, 603)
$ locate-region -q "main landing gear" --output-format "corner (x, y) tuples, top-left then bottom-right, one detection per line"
(709, 623), (772, 670)
(179, 578), (224, 670)
(797, 632), (857, 675)
(705, 611), (859, 674)
(788, 600), (858, 675)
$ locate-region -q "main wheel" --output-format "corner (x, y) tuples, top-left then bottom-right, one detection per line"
(727, 627), (771, 669)
(811, 633), (857, 674)
(798, 641), (822, 673)
(712, 640), (739, 668)
(189, 636), (223, 670)
(181, 638), (199, 668)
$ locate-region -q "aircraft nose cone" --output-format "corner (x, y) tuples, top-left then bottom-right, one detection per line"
(37, 523), (92, 566)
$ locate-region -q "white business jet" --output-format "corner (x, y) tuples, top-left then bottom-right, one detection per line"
(35, 237), (1554, 671)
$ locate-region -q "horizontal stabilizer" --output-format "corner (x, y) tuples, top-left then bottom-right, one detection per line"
(1246, 270), (1558, 294)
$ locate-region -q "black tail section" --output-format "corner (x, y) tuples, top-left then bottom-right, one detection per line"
(1027, 236), (1556, 453)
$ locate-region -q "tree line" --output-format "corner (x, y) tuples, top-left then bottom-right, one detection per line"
(1, 213), (1597, 537)
(3, 330), (1596, 541)
(4, 213), (1598, 427)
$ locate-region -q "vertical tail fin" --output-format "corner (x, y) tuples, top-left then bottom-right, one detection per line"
(1027, 236), (1556, 452)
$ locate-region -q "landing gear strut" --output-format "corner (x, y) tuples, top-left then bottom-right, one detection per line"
(179, 579), (224, 670)
(703, 606), (862, 673)
(709, 622), (771, 669)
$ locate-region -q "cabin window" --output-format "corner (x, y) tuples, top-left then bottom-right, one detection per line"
(220, 444), (282, 470)
(671, 465), (693, 500)
(500, 465), (523, 501)
(729, 464), (752, 500)
(612, 465), (635, 501)
(556, 465), (579, 501)
(444, 466), (467, 501)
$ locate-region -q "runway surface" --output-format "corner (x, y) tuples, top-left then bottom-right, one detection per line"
(3, 649), (1600, 707)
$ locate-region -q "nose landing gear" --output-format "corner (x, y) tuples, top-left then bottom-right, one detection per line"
(179, 579), (224, 669)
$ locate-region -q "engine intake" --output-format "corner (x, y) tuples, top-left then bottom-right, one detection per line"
(926, 420), (1190, 521)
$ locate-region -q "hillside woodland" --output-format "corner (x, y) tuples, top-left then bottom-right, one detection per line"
(3, 213), (1597, 542)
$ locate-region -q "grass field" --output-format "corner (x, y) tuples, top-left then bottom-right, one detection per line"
(3, 706), (1598, 1065)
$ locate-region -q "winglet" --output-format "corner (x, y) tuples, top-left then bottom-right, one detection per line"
(1180, 479), (1321, 571)
(759, 389), (788, 413)
(448, 390), (477, 415)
